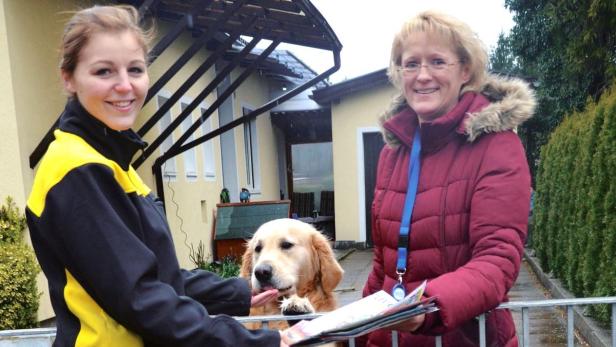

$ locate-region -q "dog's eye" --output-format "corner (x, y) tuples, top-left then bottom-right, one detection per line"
(280, 241), (294, 250)
(255, 244), (262, 253)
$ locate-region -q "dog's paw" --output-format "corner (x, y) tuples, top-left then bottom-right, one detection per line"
(281, 295), (315, 315)
(281, 295), (315, 326)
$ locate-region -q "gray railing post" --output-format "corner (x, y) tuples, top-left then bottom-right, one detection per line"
(567, 305), (574, 347)
(522, 306), (530, 347)
(479, 313), (486, 347)
(612, 303), (615, 347)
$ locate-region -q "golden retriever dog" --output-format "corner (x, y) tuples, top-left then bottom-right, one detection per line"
(240, 218), (344, 330)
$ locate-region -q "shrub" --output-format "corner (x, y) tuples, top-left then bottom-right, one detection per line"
(0, 197), (27, 244)
(0, 243), (40, 329)
(202, 256), (241, 278)
(190, 241), (240, 278)
(534, 83), (616, 324)
(0, 196), (40, 330)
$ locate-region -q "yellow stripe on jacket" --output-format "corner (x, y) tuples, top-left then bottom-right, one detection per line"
(64, 270), (142, 347)
(27, 129), (150, 217)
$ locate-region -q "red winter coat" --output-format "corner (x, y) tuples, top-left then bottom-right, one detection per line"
(361, 75), (535, 347)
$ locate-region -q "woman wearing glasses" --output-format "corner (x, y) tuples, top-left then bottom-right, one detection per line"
(360, 11), (535, 347)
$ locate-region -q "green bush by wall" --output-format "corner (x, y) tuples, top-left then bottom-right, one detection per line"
(533, 84), (616, 324)
(0, 197), (27, 244)
(0, 197), (40, 330)
(190, 241), (240, 278)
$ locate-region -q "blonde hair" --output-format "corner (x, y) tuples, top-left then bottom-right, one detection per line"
(60, 5), (154, 77)
(387, 10), (488, 93)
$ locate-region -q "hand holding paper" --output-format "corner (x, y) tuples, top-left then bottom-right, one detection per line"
(382, 312), (425, 332)
(283, 281), (437, 346)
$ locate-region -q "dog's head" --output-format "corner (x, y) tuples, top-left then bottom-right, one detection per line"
(240, 218), (344, 297)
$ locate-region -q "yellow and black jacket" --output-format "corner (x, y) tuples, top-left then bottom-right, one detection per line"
(26, 100), (279, 347)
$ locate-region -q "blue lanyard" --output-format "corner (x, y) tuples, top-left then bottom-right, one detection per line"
(392, 127), (421, 300)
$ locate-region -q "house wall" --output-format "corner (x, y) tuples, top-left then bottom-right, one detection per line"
(1, 1), (282, 322)
(331, 84), (397, 243)
(138, 23), (225, 270)
(3, 0), (89, 204)
(139, 28), (281, 268)
(0, 0), (25, 206)
(233, 72), (280, 200)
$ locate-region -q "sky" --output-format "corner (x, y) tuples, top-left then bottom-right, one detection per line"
(280, 0), (515, 83)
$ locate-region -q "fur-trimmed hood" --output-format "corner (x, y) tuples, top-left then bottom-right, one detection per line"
(379, 74), (537, 146)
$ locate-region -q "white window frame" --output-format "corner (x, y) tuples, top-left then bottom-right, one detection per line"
(356, 127), (381, 243)
(200, 102), (216, 181)
(180, 99), (198, 181)
(242, 106), (260, 193)
(157, 92), (177, 181)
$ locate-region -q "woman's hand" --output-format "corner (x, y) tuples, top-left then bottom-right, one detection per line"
(250, 288), (279, 307)
(279, 331), (291, 347)
(385, 313), (425, 332)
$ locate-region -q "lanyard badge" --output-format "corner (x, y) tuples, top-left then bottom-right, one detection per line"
(392, 127), (421, 301)
(392, 272), (406, 301)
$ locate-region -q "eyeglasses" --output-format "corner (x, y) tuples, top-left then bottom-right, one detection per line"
(398, 59), (462, 76)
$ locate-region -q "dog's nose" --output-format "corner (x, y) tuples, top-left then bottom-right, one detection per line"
(254, 264), (273, 283)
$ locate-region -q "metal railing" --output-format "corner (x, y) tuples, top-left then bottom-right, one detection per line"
(499, 297), (616, 347)
(2, 297), (616, 347)
(0, 327), (55, 347)
(238, 297), (616, 347)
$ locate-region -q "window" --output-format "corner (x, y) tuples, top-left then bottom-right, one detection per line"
(157, 95), (176, 180)
(243, 107), (260, 191)
(180, 102), (198, 180)
(291, 142), (334, 213)
(200, 104), (216, 181)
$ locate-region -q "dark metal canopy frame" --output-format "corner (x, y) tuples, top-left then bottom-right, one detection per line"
(29, 0), (341, 206)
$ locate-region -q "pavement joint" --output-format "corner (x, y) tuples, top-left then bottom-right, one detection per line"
(334, 248), (356, 262)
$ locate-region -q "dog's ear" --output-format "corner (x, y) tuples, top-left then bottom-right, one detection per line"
(312, 231), (344, 293)
(239, 239), (253, 280)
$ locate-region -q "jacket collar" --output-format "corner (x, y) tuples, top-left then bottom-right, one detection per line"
(380, 74), (537, 148)
(382, 92), (485, 153)
(58, 98), (147, 170)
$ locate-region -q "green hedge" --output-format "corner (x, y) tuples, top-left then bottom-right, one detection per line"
(533, 84), (616, 324)
(0, 197), (40, 330)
